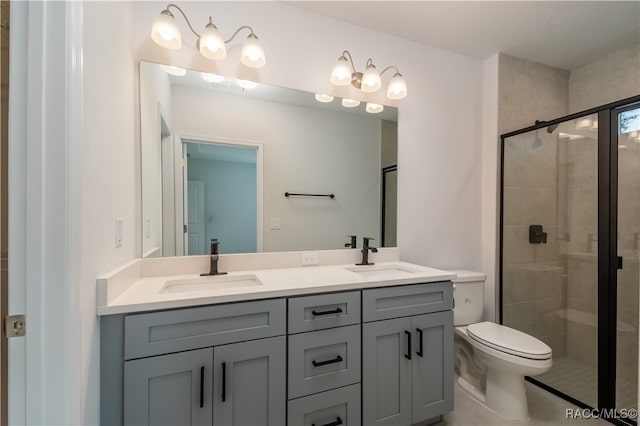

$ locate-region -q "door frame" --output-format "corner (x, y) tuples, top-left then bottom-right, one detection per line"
(8, 1), (84, 424)
(176, 133), (264, 253)
(499, 94), (640, 423)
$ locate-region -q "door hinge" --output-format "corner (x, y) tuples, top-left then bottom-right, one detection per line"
(618, 256), (624, 270)
(4, 314), (26, 338)
(183, 224), (188, 233)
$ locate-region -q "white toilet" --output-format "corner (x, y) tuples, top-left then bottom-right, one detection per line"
(451, 270), (552, 421)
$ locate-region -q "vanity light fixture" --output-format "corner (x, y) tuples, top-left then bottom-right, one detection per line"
(150, 4), (266, 68)
(342, 98), (360, 108)
(315, 93), (334, 103)
(330, 50), (407, 100)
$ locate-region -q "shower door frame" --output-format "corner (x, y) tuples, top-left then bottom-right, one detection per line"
(499, 94), (640, 424)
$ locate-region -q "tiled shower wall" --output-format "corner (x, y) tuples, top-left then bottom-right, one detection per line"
(499, 54), (569, 357)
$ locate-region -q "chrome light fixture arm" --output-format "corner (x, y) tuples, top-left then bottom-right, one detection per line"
(330, 50), (406, 99)
(224, 25), (257, 43)
(163, 3), (201, 38)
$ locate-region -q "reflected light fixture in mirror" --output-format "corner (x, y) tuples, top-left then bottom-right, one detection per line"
(150, 3), (266, 68)
(366, 103), (384, 114)
(330, 50), (407, 100)
(315, 93), (334, 103)
(342, 98), (360, 108)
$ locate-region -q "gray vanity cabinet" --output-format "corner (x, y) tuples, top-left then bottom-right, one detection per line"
(124, 348), (214, 426)
(362, 283), (454, 426)
(213, 336), (286, 426)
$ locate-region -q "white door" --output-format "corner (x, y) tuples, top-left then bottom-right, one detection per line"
(187, 180), (205, 255)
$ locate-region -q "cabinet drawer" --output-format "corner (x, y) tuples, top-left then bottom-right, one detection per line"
(288, 291), (360, 334)
(362, 282), (453, 322)
(288, 384), (361, 426)
(288, 325), (361, 399)
(124, 298), (285, 360)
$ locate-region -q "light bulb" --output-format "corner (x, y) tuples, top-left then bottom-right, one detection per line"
(241, 34), (266, 68)
(361, 65), (381, 93)
(386, 73), (407, 100)
(237, 79), (258, 89)
(160, 65), (187, 76)
(199, 22), (227, 60)
(366, 103), (384, 113)
(330, 57), (352, 86)
(150, 11), (182, 49)
(315, 94), (334, 103)
(201, 72), (225, 83)
(342, 98), (360, 108)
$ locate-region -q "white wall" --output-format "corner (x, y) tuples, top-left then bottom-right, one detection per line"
(132, 1), (483, 269)
(78, 2), (137, 424)
(171, 85), (382, 252)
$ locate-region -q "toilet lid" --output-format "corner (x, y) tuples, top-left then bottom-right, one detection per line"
(467, 322), (552, 360)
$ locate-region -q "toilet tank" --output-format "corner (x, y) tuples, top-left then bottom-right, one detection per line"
(450, 270), (486, 326)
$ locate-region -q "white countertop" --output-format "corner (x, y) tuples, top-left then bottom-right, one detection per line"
(96, 249), (456, 316)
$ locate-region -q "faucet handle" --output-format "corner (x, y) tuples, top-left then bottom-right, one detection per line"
(345, 235), (357, 248)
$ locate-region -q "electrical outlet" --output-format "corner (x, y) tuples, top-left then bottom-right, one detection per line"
(270, 217), (280, 230)
(301, 252), (319, 266)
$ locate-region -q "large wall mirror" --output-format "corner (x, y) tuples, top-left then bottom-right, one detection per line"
(140, 61), (398, 256)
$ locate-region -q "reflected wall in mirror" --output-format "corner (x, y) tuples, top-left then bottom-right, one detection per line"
(140, 61), (398, 256)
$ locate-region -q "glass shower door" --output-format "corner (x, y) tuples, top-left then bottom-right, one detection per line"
(502, 115), (600, 408)
(616, 105), (640, 413)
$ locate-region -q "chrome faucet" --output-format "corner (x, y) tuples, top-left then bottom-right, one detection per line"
(356, 237), (378, 266)
(201, 239), (227, 276)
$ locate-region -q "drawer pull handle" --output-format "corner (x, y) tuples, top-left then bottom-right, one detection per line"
(221, 362), (226, 402)
(417, 328), (424, 357)
(312, 416), (343, 426)
(312, 307), (343, 316)
(199, 366), (205, 408)
(312, 355), (343, 367)
(405, 330), (412, 360)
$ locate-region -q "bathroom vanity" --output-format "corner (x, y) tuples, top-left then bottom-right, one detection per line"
(98, 249), (455, 426)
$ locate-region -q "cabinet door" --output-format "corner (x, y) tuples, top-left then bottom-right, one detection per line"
(124, 348), (213, 426)
(362, 317), (412, 426)
(411, 311), (454, 423)
(213, 336), (286, 426)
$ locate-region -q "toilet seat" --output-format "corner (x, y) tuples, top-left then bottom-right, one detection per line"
(467, 322), (552, 360)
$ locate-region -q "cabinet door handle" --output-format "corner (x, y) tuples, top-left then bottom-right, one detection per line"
(405, 330), (412, 360)
(221, 362), (226, 402)
(199, 366), (205, 408)
(417, 328), (424, 357)
(312, 416), (343, 426)
(311, 307), (343, 316)
(312, 355), (343, 367)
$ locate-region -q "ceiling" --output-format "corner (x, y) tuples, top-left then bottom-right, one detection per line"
(287, 1), (640, 70)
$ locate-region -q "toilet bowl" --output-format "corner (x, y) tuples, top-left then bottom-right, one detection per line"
(451, 270), (552, 421)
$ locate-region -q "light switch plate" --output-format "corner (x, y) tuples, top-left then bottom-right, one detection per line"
(115, 217), (123, 248)
(270, 217), (280, 230)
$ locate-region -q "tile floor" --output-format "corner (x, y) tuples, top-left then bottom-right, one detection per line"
(536, 356), (638, 412)
(443, 379), (610, 425)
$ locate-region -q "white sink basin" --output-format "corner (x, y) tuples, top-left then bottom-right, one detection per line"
(160, 274), (263, 294)
(345, 264), (419, 278)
